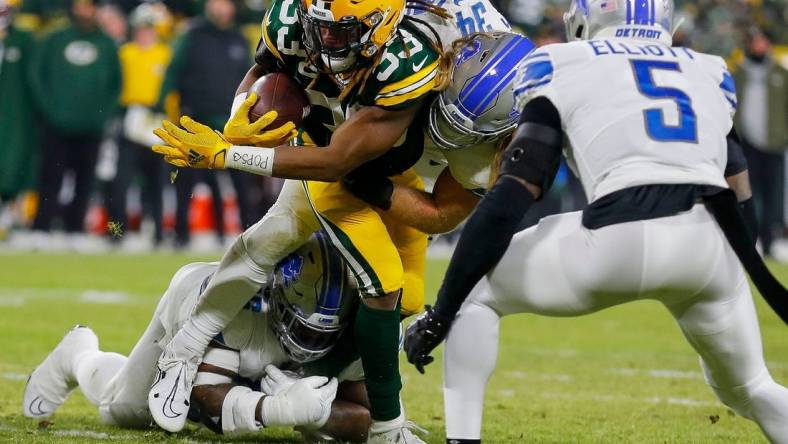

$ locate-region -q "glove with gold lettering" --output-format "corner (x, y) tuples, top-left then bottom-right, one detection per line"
(223, 93), (298, 147)
(152, 117), (231, 169)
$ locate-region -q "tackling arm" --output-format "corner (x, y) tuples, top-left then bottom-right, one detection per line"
(345, 167), (480, 234)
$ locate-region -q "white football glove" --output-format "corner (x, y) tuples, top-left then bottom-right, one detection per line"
(260, 365), (300, 396)
(261, 376), (337, 428)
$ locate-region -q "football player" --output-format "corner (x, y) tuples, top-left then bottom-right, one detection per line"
(23, 234), (371, 441)
(148, 0), (511, 442)
(403, 0), (788, 442)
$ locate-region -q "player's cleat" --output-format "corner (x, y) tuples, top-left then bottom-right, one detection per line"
(366, 416), (428, 444)
(23, 325), (98, 418)
(147, 351), (200, 432)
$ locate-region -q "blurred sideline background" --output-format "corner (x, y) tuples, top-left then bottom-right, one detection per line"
(0, 0), (785, 258)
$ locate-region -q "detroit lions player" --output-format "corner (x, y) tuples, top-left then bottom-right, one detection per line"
(404, 0), (788, 442)
(23, 234), (371, 440)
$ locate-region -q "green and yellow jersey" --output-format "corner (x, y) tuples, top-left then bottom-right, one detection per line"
(256, 0), (440, 152)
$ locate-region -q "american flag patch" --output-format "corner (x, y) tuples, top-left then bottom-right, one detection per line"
(600, 0), (618, 12)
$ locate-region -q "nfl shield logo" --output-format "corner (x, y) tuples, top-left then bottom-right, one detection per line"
(600, 0), (618, 12)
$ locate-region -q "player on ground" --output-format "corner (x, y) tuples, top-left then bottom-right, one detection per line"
(148, 1), (511, 442)
(23, 234), (371, 441)
(403, 0), (788, 442)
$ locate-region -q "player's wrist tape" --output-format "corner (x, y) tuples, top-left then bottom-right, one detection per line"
(221, 386), (264, 434)
(230, 92), (249, 118)
(225, 145), (275, 176)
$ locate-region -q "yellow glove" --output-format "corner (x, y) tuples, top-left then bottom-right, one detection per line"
(223, 93), (298, 147)
(152, 117), (231, 169)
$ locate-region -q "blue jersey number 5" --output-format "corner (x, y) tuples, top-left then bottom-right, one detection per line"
(630, 59), (698, 143)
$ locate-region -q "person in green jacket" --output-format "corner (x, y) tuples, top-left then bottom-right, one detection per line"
(29, 0), (121, 235)
(0, 0), (38, 204)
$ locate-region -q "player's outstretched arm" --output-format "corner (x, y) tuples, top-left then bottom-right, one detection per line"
(270, 102), (423, 181)
(345, 167), (480, 234)
(153, 100), (422, 181)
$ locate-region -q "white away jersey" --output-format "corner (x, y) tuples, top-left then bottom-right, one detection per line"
(407, 0), (511, 51)
(513, 39), (737, 202)
(416, 136), (497, 195)
(157, 262), (290, 381)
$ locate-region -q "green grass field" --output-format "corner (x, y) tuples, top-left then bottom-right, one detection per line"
(0, 252), (786, 443)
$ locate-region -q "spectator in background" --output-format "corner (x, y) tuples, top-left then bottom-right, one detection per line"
(14, 0), (69, 31)
(97, 3), (128, 44)
(29, 0), (121, 241)
(108, 3), (171, 247)
(734, 27), (788, 257)
(0, 0), (38, 211)
(158, 0), (253, 248)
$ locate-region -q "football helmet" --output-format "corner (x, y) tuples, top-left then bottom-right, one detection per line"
(564, 0), (675, 43)
(270, 232), (357, 363)
(428, 32), (535, 150)
(298, 0), (406, 72)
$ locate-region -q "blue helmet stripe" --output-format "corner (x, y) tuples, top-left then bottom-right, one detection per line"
(459, 37), (535, 117)
(459, 36), (521, 104)
(626, 0), (632, 24)
(650, 0), (656, 25)
(632, 0), (650, 25)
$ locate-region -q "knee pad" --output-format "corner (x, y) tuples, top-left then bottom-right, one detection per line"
(221, 386), (265, 435)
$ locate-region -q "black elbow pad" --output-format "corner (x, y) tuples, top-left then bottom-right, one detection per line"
(499, 122), (563, 198)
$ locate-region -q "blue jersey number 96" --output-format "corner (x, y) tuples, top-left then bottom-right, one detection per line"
(630, 59), (698, 143)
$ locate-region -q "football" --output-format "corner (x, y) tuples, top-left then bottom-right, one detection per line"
(247, 72), (310, 128)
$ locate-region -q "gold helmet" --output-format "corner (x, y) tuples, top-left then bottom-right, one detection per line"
(299, 0), (406, 72)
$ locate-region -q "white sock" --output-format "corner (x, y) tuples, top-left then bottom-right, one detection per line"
(444, 302), (501, 440)
(369, 410), (404, 434)
(73, 351), (127, 406)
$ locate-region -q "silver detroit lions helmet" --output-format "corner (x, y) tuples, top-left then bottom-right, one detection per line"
(428, 32), (535, 150)
(564, 0), (675, 43)
(269, 232), (357, 363)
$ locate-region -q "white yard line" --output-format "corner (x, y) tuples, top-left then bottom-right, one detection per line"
(610, 367), (702, 380)
(538, 391), (719, 408)
(0, 288), (137, 307)
(1, 372), (28, 381)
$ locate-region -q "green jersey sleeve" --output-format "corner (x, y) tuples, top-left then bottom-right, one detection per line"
(357, 24), (441, 110)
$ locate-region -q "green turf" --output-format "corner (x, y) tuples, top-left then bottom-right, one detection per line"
(0, 252), (786, 443)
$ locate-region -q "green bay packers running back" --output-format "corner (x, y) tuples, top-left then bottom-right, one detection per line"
(149, 0), (453, 441)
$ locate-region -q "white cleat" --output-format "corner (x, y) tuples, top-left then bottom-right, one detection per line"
(366, 416), (428, 444)
(147, 351), (199, 432)
(23, 325), (98, 419)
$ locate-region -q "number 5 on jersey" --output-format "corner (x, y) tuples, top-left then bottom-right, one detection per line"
(630, 59), (698, 143)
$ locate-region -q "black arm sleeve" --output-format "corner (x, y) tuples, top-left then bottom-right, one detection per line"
(432, 98), (563, 319)
(432, 176), (535, 318)
(725, 126), (748, 177)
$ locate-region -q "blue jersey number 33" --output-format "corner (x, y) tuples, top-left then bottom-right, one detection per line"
(630, 59), (698, 143)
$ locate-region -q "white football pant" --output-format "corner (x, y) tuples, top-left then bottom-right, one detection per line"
(443, 205), (788, 443)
